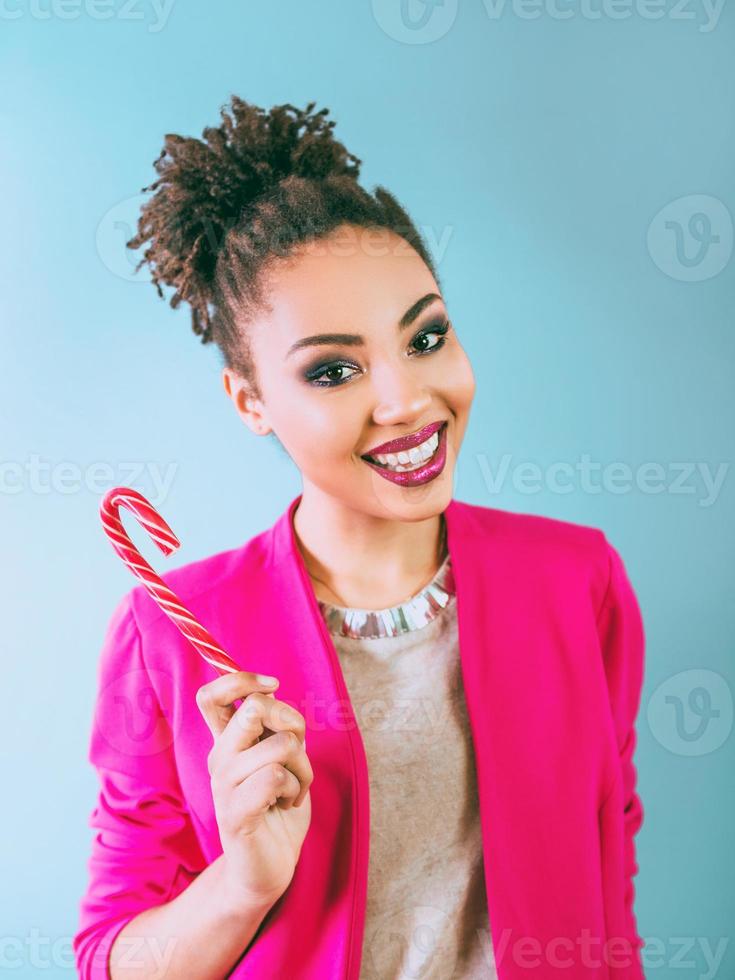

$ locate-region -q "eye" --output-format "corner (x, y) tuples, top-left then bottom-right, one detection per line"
(303, 318), (452, 388)
(409, 319), (451, 356)
(303, 361), (360, 388)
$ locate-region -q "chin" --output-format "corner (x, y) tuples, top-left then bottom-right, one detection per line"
(364, 469), (454, 523)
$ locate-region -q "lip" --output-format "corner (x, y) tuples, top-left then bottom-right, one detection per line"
(361, 421), (448, 488)
(361, 419), (446, 458)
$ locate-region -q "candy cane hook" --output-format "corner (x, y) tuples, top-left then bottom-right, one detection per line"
(99, 487), (241, 677)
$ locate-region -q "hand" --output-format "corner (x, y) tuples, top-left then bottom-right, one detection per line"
(196, 671), (314, 910)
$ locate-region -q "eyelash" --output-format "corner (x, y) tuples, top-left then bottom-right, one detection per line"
(303, 319), (452, 389)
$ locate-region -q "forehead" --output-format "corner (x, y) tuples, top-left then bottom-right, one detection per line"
(254, 226), (438, 345)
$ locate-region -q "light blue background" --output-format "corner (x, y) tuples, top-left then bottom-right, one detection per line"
(1, 0), (733, 976)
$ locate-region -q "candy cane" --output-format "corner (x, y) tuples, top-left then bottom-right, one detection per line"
(99, 487), (241, 677)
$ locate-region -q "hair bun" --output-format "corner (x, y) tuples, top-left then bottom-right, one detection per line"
(126, 96), (361, 327)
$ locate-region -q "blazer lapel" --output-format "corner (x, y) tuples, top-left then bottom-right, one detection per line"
(251, 494), (372, 979)
(444, 499), (609, 978)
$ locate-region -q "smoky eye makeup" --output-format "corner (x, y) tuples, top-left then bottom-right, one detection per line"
(300, 317), (453, 388)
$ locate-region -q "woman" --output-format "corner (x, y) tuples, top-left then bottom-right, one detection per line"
(73, 97), (646, 979)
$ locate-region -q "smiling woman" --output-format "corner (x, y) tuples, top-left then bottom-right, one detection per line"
(73, 94), (646, 980)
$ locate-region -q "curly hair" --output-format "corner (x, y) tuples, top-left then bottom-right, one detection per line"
(127, 94), (442, 400)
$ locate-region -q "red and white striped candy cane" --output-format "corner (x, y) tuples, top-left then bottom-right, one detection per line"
(99, 486), (240, 677)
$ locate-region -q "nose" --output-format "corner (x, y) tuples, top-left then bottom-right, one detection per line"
(370, 362), (433, 428)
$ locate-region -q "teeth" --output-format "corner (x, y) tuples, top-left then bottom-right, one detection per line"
(368, 429), (440, 472)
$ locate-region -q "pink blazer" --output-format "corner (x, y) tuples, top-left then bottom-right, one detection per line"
(74, 494), (646, 979)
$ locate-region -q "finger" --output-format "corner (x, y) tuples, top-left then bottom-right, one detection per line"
(195, 671), (279, 739)
(219, 730), (314, 808)
(231, 764), (303, 833)
(206, 692), (281, 778)
(219, 692), (306, 758)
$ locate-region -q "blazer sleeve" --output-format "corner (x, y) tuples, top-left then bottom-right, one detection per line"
(73, 592), (207, 980)
(596, 539), (646, 977)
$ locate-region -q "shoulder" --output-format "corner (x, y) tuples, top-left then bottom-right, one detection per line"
(123, 524), (273, 632)
(447, 497), (610, 560)
(447, 498), (616, 614)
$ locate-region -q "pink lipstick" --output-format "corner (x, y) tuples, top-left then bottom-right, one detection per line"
(361, 421), (448, 488)
(362, 420), (445, 457)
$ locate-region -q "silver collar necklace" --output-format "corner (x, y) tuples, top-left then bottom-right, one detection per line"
(316, 521), (455, 640)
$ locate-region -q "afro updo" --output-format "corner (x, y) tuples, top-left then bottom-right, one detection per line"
(127, 94), (441, 399)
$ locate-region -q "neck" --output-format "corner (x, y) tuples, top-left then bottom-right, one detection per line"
(291, 486), (447, 609)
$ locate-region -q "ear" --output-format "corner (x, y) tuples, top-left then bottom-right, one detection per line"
(221, 367), (272, 436)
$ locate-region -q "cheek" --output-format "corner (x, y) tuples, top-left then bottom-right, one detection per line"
(271, 391), (362, 461)
(268, 397), (320, 449)
(442, 347), (476, 408)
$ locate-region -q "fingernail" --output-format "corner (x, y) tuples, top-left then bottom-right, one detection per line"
(256, 674), (279, 686)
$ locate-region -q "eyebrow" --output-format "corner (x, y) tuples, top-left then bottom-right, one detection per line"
(285, 292), (444, 359)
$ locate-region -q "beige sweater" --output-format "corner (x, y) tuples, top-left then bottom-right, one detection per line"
(328, 597), (498, 979)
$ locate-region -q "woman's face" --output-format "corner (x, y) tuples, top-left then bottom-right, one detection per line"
(223, 224), (476, 523)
